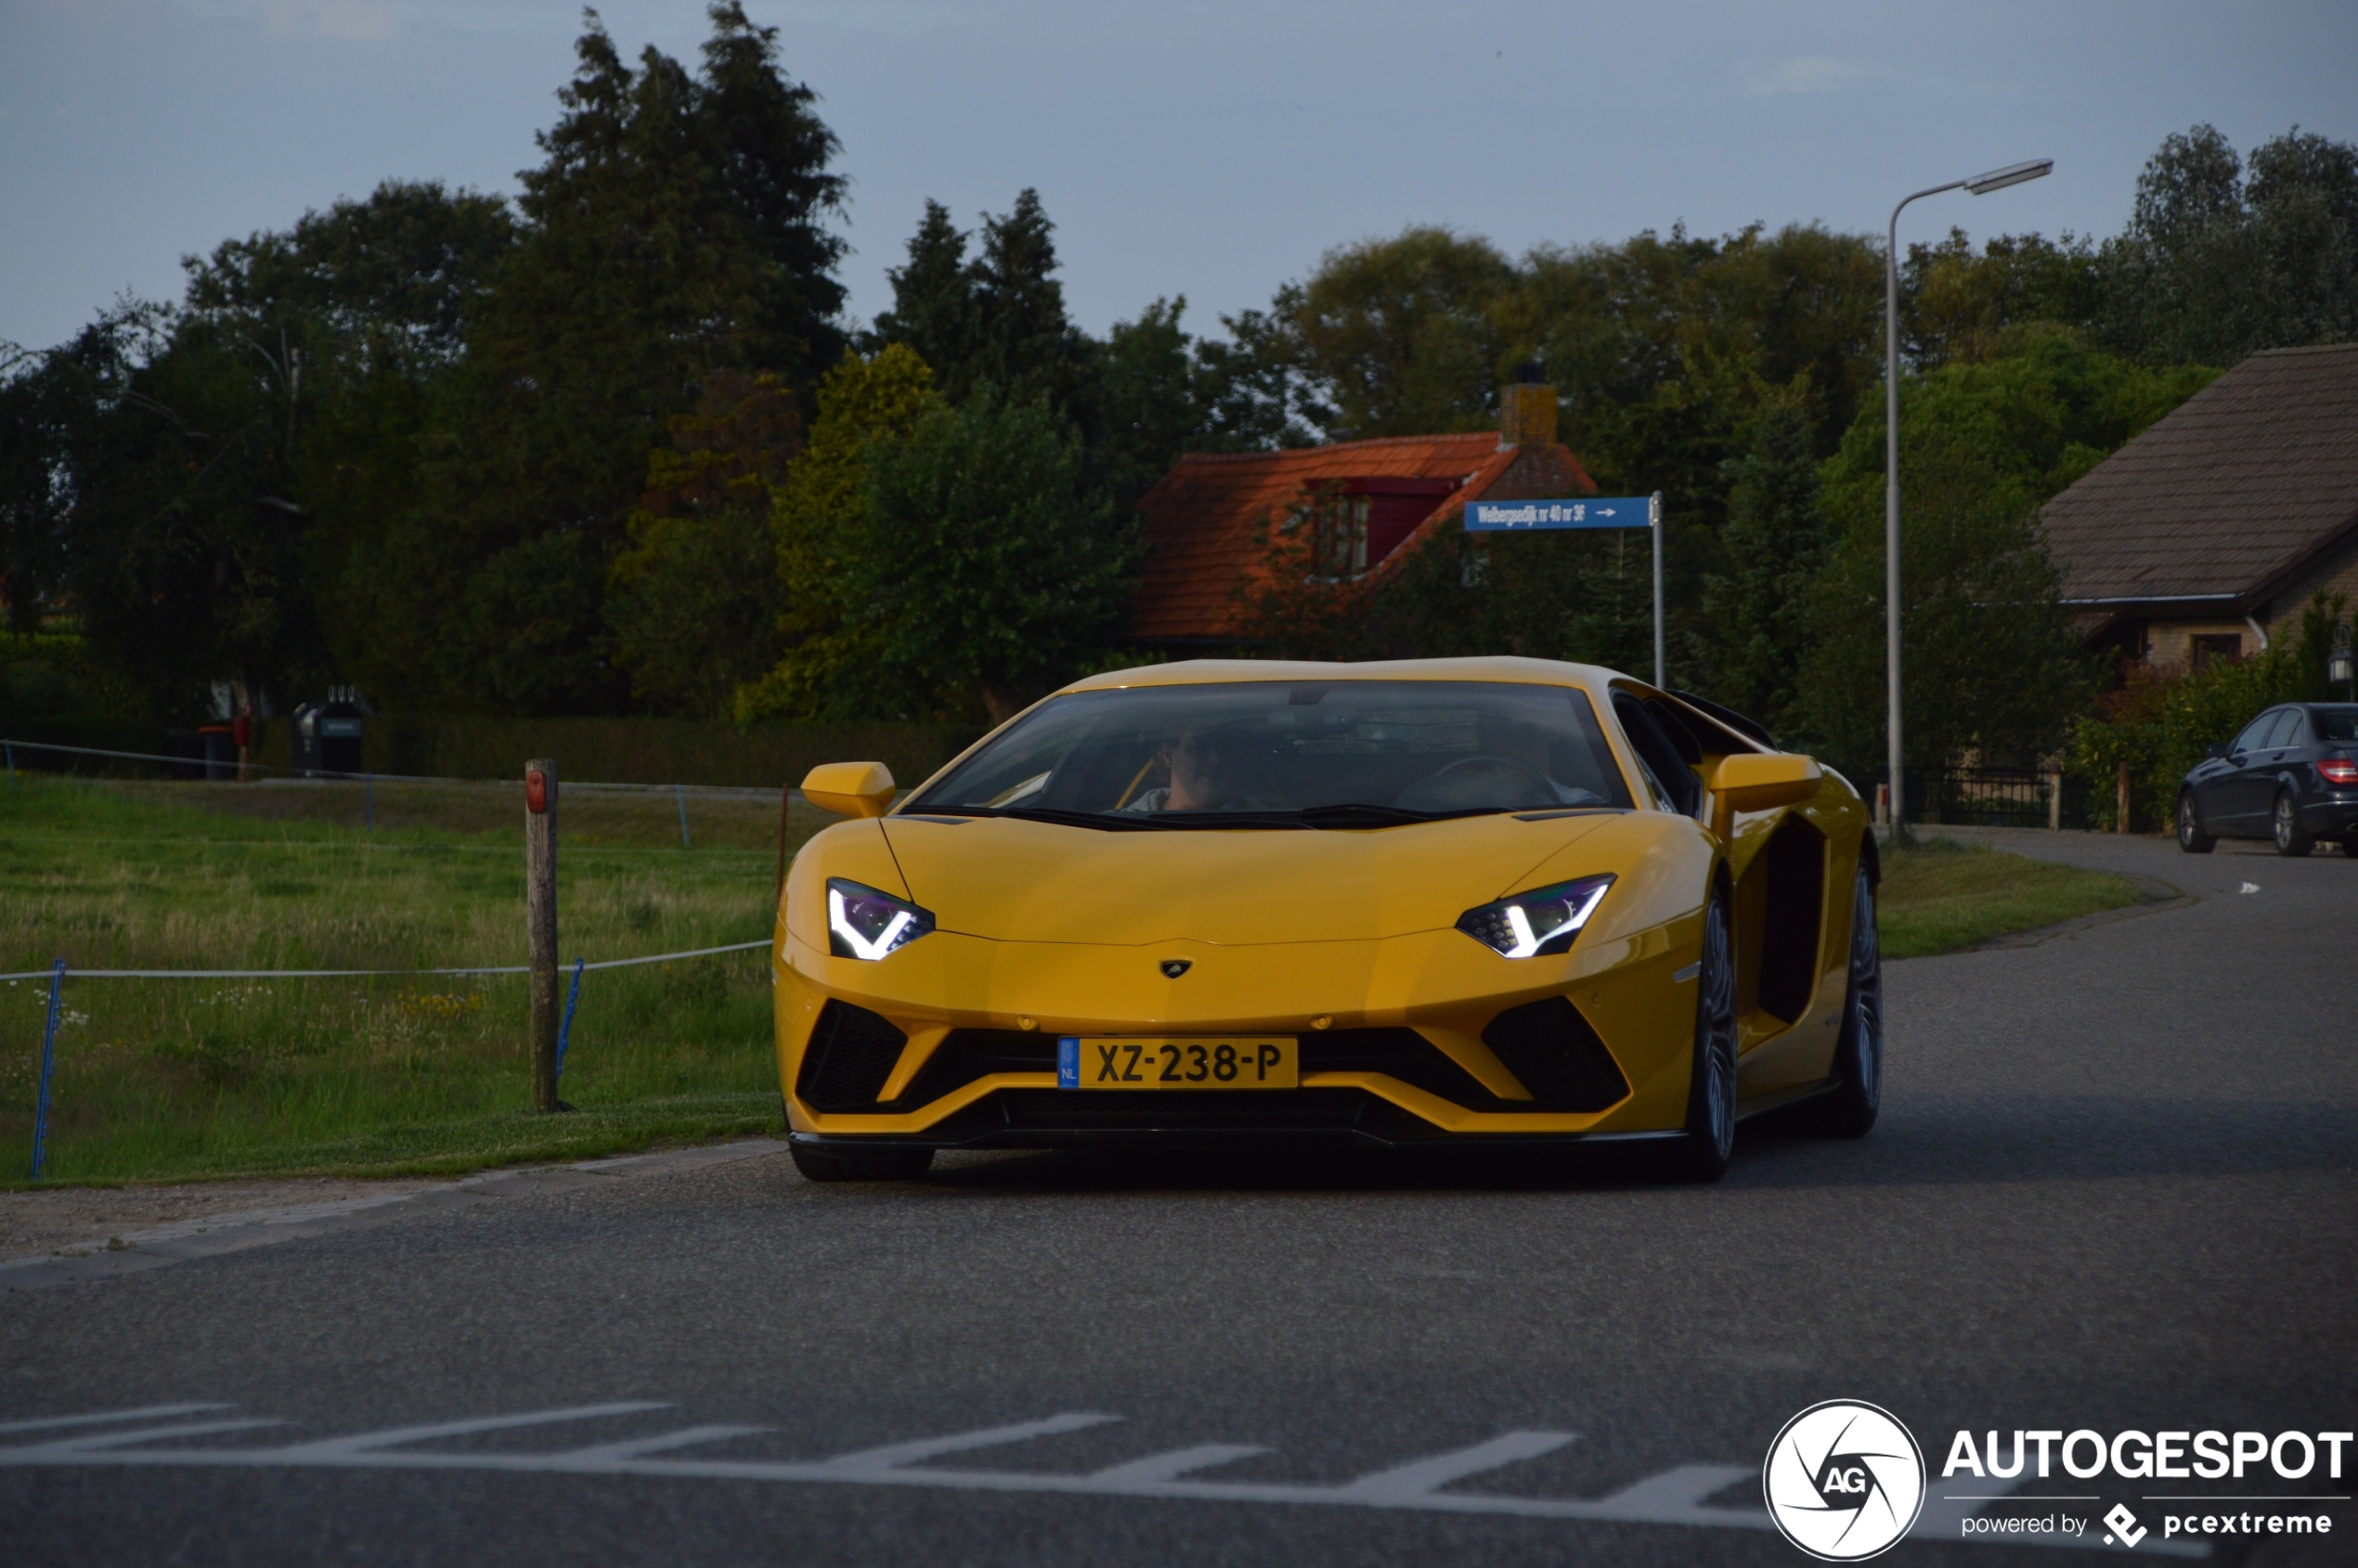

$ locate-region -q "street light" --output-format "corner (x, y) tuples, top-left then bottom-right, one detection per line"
(1885, 157), (2053, 838)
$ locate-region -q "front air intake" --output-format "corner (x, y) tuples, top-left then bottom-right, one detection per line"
(797, 1000), (909, 1111)
(1481, 997), (1631, 1111)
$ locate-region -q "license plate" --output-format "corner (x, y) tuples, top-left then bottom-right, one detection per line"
(1058, 1036), (1299, 1090)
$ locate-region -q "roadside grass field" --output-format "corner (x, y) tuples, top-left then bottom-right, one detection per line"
(1874, 837), (2143, 959)
(1, 777), (2144, 1186)
(1, 775), (838, 1186)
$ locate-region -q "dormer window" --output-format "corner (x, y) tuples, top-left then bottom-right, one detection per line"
(1315, 493), (1371, 576)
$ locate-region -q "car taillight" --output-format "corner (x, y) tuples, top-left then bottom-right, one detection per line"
(2319, 756), (2358, 786)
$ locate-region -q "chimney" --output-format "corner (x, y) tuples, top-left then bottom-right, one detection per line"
(1498, 360), (1556, 449)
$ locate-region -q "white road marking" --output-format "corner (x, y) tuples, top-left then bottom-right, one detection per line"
(0, 1403), (232, 1435)
(563, 1426), (771, 1461)
(1337, 1431), (1575, 1500)
(1090, 1444), (1267, 1484)
(0, 1403), (2206, 1554)
(817, 1413), (1119, 1474)
(42, 1419), (286, 1452)
(269, 1402), (670, 1458)
(1595, 1462), (1754, 1511)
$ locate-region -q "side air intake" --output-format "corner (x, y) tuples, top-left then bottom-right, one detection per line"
(796, 1001), (909, 1111)
(1481, 997), (1631, 1112)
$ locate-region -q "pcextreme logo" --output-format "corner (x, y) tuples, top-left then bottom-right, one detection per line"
(1763, 1400), (1927, 1561)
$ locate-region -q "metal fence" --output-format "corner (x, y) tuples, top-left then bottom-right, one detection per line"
(1862, 768), (2093, 830)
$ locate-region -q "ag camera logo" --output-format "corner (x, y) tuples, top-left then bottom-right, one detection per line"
(1764, 1400), (1927, 1561)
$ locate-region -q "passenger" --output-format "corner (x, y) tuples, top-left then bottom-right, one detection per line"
(1120, 728), (1283, 812)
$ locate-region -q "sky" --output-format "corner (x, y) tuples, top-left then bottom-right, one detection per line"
(4, 0), (2355, 354)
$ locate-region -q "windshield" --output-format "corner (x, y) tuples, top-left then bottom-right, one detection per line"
(905, 680), (1633, 827)
(2315, 707), (2358, 744)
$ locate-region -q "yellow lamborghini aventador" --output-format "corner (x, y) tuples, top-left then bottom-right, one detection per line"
(773, 657), (1882, 1184)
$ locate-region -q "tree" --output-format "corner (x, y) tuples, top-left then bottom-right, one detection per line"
(869, 201), (977, 390)
(844, 388), (1136, 721)
(1900, 228), (2106, 369)
(380, 3), (848, 713)
(1797, 330), (2209, 774)
(735, 344), (939, 721)
(1289, 227), (1516, 440)
(1698, 389), (1827, 738)
(605, 370), (800, 718)
(871, 188), (1091, 415)
(2102, 123), (2358, 365)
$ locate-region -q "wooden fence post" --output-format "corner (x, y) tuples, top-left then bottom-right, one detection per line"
(2115, 759), (2131, 836)
(525, 758), (564, 1112)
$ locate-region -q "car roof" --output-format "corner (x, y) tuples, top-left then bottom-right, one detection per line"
(1060, 655), (1621, 694)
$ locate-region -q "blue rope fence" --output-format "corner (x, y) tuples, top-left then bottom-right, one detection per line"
(14, 939), (772, 1179)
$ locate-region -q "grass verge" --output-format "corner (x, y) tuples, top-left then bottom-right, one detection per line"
(1875, 838), (2145, 960)
(2, 773), (831, 1186)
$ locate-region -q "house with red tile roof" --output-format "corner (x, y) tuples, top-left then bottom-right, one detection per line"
(1128, 379), (1598, 647)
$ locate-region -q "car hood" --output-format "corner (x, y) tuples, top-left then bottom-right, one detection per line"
(877, 812), (1613, 946)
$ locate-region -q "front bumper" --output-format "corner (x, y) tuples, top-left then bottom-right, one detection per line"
(771, 914), (1708, 1147)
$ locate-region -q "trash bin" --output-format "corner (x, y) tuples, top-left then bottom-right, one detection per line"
(162, 730), (205, 780)
(292, 700), (366, 778)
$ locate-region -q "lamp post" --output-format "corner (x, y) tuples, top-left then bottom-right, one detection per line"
(1885, 158), (2052, 838)
(2331, 623), (2355, 698)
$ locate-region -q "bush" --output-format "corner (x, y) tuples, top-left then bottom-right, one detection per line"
(2069, 593), (2350, 830)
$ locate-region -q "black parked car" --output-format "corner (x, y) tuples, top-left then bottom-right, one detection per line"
(2178, 704), (2358, 856)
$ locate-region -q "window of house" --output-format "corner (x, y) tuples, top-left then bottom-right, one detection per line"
(2191, 632), (2243, 666)
(1313, 493), (1370, 577)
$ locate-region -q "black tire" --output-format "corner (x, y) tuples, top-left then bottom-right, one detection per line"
(2176, 792), (2215, 853)
(1668, 890), (1738, 1183)
(1797, 869), (1883, 1138)
(2272, 790), (2314, 858)
(789, 1140), (934, 1183)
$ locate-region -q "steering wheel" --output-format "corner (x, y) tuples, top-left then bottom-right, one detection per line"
(1428, 754), (1555, 789)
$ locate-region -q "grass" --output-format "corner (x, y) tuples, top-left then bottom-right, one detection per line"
(0, 773), (842, 1186)
(1873, 836), (2145, 960)
(0, 775), (2145, 1186)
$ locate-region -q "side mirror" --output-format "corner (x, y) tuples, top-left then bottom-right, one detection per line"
(802, 760), (896, 819)
(1706, 752), (1820, 840)
(1709, 751), (1821, 813)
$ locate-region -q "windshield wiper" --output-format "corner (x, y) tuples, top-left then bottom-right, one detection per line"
(975, 806), (1176, 832)
(1294, 802), (1488, 828)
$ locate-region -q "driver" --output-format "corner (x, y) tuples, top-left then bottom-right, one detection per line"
(1120, 727), (1281, 812)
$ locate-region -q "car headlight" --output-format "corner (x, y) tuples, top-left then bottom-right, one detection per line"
(826, 878), (935, 960)
(1456, 875), (1613, 958)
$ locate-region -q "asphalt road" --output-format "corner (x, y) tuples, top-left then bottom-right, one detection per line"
(4, 829), (2353, 1567)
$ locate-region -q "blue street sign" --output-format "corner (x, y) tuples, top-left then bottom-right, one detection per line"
(1465, 496), (1655, 531)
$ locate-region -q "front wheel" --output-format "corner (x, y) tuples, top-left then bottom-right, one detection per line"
(1797, 869), (1883, 1138)
(2273, 791), (2314, 858)
(1668, 890), (1738, 1183)
(2177, 793), (2215, 853)
(790, 1139), (934, 1183)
